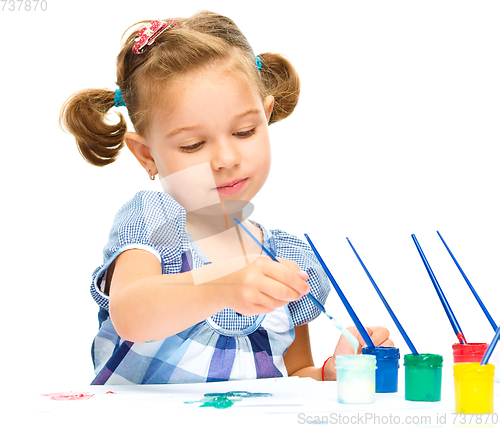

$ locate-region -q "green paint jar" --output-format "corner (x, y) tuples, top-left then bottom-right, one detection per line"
(404, 353), (443, 402)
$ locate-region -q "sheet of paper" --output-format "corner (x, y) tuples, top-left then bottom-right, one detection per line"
(8, 375), (500, 428)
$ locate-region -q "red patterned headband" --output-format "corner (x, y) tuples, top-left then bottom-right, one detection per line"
(133, 19), (178, 55)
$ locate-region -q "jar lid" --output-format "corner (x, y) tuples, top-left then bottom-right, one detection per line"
(335, 354), (376, 370)
(452, 342), (488, 356)
(362, 346), (400, 359)
(404, 353), (443, 367)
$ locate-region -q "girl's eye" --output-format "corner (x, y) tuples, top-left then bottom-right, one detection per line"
(234, 128), (257, 138)
(180, 142), (205, 153)
(179, 129), (255, 152)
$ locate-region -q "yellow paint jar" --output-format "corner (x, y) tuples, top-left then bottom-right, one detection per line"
(453, 362), (495, 414)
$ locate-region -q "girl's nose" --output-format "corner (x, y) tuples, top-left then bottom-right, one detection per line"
(210, 139), (241, 170)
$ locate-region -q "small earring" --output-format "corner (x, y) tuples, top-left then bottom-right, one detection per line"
(148, 170), (156, 180)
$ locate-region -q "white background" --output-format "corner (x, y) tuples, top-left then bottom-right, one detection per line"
(1, 0), (499, 390)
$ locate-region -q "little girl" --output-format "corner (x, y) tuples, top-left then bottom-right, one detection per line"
(61, 10), (392, 385)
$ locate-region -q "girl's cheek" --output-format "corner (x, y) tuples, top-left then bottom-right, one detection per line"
(159, 162), (220, 212)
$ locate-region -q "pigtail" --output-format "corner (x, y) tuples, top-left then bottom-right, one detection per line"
(257, 53), (301, 124)
(59, 89), (127, 166)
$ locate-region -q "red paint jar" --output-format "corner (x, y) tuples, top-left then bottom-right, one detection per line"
(452, 342), (488, 363)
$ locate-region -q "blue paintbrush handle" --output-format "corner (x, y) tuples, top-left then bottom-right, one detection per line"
(347, 237), (418, 355)
(304, 234), (375, 348)
(481, 324), (500, 365)
(412, 234), (466, 344)
(437, 231), (498, 331)
(233, 218), (327, 316)
(234, 218), (277, 261)
(305, 293), (327, 314)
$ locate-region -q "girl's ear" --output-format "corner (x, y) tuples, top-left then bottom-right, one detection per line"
(264, 95), (275, 123)
(124, 132), (158, 176)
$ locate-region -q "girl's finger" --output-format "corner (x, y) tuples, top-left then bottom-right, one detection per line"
(368, 326), (391, 346)
(262, 260), (310, 296)
(380, 338), (395, 347)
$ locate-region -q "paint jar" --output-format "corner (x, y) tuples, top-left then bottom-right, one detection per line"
(492, 351), (500, 383)
(335, 355), (376, 404)
(404, 353), (443, 402)
(453, 362), (494, 414)
(452, 342), (488, 363)
(362, 346), (400, 393)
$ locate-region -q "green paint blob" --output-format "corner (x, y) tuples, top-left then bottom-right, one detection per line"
(185, 391), (272, 409)
(200, 396), (237, 409)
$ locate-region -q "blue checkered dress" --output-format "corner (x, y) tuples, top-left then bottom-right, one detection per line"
(90, 191), (330, 384)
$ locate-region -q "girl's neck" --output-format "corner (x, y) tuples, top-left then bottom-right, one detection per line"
(185, 212), (248, 240)
(185, 203), (263, 264)
(184, 200), (251, 241)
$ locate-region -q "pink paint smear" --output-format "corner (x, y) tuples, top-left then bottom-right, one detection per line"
(42, 392), (95, 401)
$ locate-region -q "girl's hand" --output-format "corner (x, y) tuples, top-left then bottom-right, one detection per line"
(336, 325), (394, 355)
(322, 325), (394, 381)
(221, 256), (310, 316)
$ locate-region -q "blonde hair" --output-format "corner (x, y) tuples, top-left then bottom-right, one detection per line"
(60, 10), (301, 167)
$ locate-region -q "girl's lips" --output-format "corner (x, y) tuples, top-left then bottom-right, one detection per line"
(216, 178), (248, 195)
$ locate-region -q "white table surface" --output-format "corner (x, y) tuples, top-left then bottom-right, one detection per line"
(6, 373), (499, 428)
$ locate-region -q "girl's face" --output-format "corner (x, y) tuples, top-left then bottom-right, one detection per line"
(127, 62), (274, 213)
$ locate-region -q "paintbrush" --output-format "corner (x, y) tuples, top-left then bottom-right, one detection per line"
(437, 231), (498, 331)
(480, 324), (500, 365)
(412, 234), (466, 344)
(233, 218), (359, 351)
(347, 237), (419, 355)
(304, 233), (376, 348)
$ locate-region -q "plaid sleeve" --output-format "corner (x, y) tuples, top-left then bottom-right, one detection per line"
(90, 191), (190, 309)
(270, 229), (330, 326)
